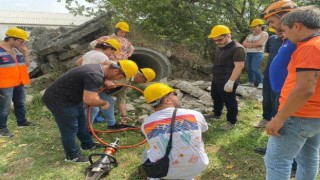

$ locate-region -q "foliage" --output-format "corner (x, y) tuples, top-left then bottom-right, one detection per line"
(58, 0), (319, 59)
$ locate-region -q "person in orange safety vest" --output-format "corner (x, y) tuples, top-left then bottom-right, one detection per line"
(0, 27), (33, 138)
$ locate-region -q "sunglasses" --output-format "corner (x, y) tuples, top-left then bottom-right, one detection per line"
(213, 35), (227, 42)
(115, 63), (126, 77)
(15, 39), (25, 43)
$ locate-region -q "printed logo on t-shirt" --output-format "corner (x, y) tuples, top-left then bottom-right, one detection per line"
(1, 56), (9, 62)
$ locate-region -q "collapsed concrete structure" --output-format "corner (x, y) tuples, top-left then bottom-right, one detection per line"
(30, 13), (171, 81)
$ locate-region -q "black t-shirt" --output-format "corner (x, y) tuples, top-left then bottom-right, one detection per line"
(212, 41), (246, 84)
(42, 64), (105, 106)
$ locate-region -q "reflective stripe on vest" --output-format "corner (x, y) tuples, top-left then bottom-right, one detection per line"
(0, 46), (30, 88)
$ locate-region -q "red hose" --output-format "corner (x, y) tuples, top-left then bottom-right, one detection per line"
(86, 84), (147, 149)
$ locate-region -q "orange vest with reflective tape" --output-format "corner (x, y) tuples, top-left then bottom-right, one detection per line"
(0, 46), (30, 88)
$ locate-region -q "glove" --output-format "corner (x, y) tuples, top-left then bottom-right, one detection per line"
(224, 80), (235, 92)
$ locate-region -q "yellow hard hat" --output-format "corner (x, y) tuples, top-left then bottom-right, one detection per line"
(140, 68), (156, 82)
(261, 0), (298, 19)
(143, 83), (174, 103)
(115, 21), (130, 32)
(268, 27), (276, 33)
(6, 27), (29, 41)
(104, 38), (120, 53)
(118, 60), (138, 78)
(250, 19), (264, 27)
(208, 25), (231, 38)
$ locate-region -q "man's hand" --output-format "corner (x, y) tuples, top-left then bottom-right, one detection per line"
(100, 101), (110, 110)
(104, 80), (116, 89)
(19, 44), (28, 55)
(224, 80), (235, 92)
(265, 117), (284, 136)
(120, 116), (132, 124)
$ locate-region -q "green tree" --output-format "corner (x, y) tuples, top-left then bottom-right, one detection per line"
(58, 0), (319, 59)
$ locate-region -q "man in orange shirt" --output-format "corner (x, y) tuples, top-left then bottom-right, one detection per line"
(265, 6), (320, 180)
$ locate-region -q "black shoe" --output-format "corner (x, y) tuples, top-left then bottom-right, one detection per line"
(204, 114), (221, 120)
(82, 142), (105, 150)
(65, 154), (89, 163)
(254, 147), (267, 155)
(107, 123), (136, 130)
(18, 121), (32, 128)
(0, 128), (14, 137)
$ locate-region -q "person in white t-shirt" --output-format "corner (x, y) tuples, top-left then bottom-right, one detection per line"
(142, 83), (209, 180)
(242, 18), (269, 89)
(75, 38), (120, 66)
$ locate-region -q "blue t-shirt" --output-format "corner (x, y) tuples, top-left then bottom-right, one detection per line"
(269, 39), (296, 93)
(264, 35), (283, 78)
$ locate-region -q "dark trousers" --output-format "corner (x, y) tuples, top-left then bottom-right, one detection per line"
(44, 102), (95, 159)
(262, 78), (276, 121)
(210, 81), (238, 124)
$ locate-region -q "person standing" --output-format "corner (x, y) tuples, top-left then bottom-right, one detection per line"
(141, 83), (209, 179)
(253, 30), (284, 128)
(90, 21), (134, 61)
(42, 60), (138, 162)
(207, 25), (246, 130)
(265, 5), (320, 180)
(242, 19), (269, 89)
(0, 27), (32, 137)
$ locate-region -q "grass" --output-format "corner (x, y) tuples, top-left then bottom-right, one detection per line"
(0, 90), (318, 180)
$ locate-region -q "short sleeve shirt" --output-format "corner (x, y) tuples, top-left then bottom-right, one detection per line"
(42, 64), (105, 106)
(279, 35), (320, 117)
(81, 50), (109, 65)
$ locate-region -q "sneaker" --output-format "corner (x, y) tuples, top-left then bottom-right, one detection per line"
(253, 119), (269, 128)
(18, 121), (32, 128)
(82, 142), (105, 150)
(257, 83), (263, 89)
(220, 122), (235, 131)
(242, 82), (254, 87)
(204, 114), (221, 120)
(254, 147), (267, 155)
(0, 128), (14, 138)
(107, 123), (136, 130)
(65, 154), (89, 163)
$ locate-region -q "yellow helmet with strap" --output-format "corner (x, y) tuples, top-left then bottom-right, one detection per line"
(144, 83), (174, 104)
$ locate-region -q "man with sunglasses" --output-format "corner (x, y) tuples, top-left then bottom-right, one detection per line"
(207, 25), (246, 131)
(0, 27), (32, 137)
(141, 83), (209, 179)
(42, 60), (138, 163)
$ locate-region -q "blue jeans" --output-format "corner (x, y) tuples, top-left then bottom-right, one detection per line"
(272, 91), (280, 117)
(0, 84), (28, 129)
(85, 92), (116, 127)
(45, 102), (95, 159)
(264, 117), (320, 180)
(245, 52), (263, 84)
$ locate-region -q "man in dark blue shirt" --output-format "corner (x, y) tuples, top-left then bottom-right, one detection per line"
(253, 30), (284, 128)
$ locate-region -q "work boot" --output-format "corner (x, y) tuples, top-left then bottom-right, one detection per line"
(204, 114), (221, 120)
(220, 122), (235, 131)
(18, 120), (32, 128)
(253, 119), (269, 128)
(65, 154), (89, 163)
(254, 147), (267, 155)
(82, 142), (105, 150)
(0, 128), (13, 138)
